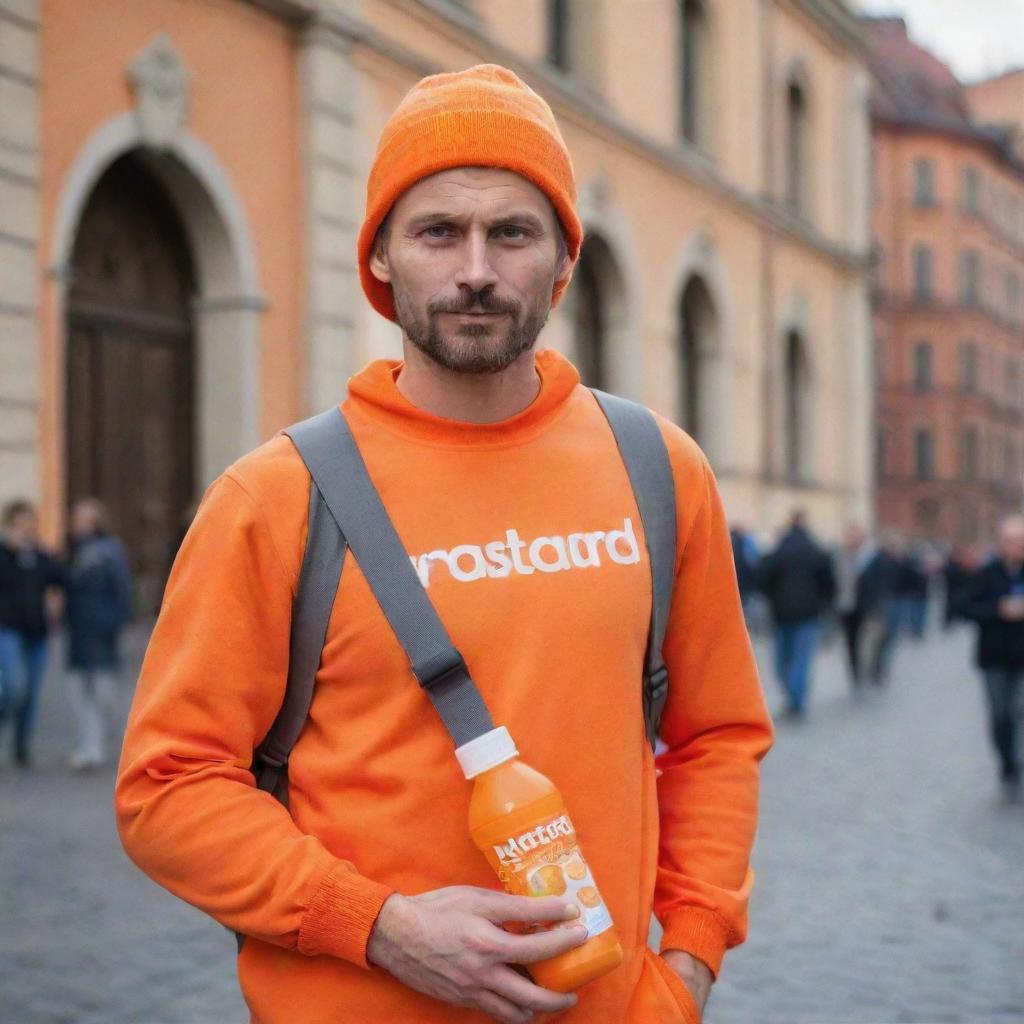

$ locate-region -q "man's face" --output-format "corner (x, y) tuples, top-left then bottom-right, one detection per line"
(369, 167), (572, 374)
(999, 516), (1024, 564)
(843, 524), (866, 550)
(5, 510), (36, 546)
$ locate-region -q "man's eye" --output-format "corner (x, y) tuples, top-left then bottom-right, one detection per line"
(497, 226), (527, 239)
(424, 225), (453, 238)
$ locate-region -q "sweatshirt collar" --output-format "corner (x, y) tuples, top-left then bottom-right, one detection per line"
(343, 348), (582, 448)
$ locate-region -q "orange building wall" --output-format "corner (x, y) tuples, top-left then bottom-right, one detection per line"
(37, 0), (303, 540)
(873, 125), (1024, 542)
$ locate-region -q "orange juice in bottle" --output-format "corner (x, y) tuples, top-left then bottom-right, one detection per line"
(456, 727), (623, 993)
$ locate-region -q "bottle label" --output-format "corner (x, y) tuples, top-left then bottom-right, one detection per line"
(483, 811), (613, 939)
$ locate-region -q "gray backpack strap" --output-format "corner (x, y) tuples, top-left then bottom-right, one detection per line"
(252, 415), (349, 804)
(287, 406), (495, 749)
(590, 390), (678, 751)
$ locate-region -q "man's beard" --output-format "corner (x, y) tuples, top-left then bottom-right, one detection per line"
(393, 286), (550, 374)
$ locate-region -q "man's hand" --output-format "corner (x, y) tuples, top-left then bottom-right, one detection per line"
(661, 948), (713, 1016)
(999, 595), (1024, 621)
(366, 885), (589, 1024)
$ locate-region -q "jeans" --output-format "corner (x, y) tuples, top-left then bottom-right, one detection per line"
(69, 667), (120, 766)
(773, 619), (820, 714)
(839, 610), (864, 684)
(0, 628), (49, 762)
(981, 669), (1023, 782)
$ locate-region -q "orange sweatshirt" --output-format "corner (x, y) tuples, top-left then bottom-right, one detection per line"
(115, 348), (773, 1024)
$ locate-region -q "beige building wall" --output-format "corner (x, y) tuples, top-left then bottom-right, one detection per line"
(2, 0), (872, 560)
(336, 0), (873, 538)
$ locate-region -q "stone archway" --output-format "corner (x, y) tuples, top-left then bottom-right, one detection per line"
(65, 154), (196, 612)
(51, 111), (265, 500)
(568, 233), (629, 392)
(52, 100), (264, 611)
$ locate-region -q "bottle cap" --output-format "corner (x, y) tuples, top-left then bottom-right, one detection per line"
(455, 726), (518, 779)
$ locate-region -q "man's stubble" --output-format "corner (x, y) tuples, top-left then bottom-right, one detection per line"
(391, 283), (553, 376)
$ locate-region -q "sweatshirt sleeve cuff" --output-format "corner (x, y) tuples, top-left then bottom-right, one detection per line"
(297, 861), (396, 967)
(659, 906), (732, 980)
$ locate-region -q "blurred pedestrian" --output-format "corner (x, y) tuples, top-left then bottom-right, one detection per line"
(0, 499), (65, 767)
(64, 497), (134, 771)
(759, 510), (836, 718)
(730, 522), (760, 629)
(896, 547), (929, 641)
(943, 545), (975, 628)
(858, 531), (904, 686)
(834, 522), (874, 690)
(962, 515), (1024, 804)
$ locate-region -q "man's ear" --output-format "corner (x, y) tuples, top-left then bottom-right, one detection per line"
(554, 249), (574, 291)
(369, 240), (391, 285)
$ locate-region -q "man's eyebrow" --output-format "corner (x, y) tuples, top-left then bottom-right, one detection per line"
(405, 211), (548, 232)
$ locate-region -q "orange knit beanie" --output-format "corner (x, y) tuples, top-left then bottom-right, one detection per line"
(357, 63), (584, 323)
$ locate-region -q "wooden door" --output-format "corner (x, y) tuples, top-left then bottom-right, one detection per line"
(66, 154), (196, 614)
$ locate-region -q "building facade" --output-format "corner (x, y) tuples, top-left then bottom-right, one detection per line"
(1, 0), (872, 608)
(867, 17), (1024, 546)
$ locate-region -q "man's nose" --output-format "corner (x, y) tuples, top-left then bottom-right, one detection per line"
(453, 231), (500, 295)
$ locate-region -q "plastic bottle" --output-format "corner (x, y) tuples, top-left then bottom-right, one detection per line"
(456, 726), (623, 993)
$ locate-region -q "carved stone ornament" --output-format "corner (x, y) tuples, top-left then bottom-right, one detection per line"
(127, 34), (191, 150)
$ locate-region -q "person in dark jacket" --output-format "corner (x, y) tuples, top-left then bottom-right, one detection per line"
(64, 497), (134, 771)
(943, 545), (976, 628)
(962, 515), (1024, 803)
(0, 499), (65, 767)
(833, 523), (874, 690)
(730, 523), (760, 627)
(894, 549), (929, 640)
(759, 511), (836, 718)
(858, 533), (905, 686)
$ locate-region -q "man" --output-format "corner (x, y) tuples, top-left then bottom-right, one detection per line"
(759, 510), (836, 718)
(962, 515), (1024, 804)
(116, 64), (773, 1023)
(64, 497), (134, 770)
(860, 530), (906, 687)
(0, 499), (64, 767)
(834, 523), (875, 690)
(943, 544), (975, 628)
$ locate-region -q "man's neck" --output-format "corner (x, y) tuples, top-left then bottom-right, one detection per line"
(395, 344), (541, 424)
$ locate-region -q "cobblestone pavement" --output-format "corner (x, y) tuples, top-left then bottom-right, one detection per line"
(2, 620), (1022, 1024)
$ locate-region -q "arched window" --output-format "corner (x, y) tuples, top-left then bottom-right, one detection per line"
(913, 157), (936, 207)
(678, 0), (708, 147)
(786, 77), (808, 215)
(678, 275), (718, 447)
(959, 339), (979, 393)
(912, 340), (933, 392)
(572, 243), (606, 390)
(783, 331), (812, 482)
(547, 0), (571, 70)
(569, 234), (627, 393)
(914, 428), (935, 481)
(912, 243), (934, 302)
(961, 426), (979, 481)
(958, 249), (981, 306)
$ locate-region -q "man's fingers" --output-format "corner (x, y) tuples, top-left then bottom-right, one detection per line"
(504, 922), (590, 964)
(474, 988), (534, 1024)
(479, 892), (578, 924)
(488, 964), (579, 1015)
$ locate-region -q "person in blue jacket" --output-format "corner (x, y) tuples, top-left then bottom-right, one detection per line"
(64, 497), (134, 770)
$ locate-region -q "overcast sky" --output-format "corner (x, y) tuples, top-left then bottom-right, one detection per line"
(856, 0), (1024, 81)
